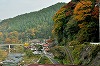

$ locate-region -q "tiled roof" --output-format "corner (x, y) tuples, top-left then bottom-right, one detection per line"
(43, 44), (49, 47)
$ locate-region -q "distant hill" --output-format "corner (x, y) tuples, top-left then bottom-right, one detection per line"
(0, 3), (65, 43)
(0, 19), (1, 22)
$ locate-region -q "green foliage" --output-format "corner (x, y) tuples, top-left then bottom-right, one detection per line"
(25, 49), (34, 58)
(20, 55), (41, 65)
(65, 17), (79, 41)
(13, 45), (24, 53)
(38, 56), (52, 64)
(77, 44), (100, 65)
(91, 45), (100, 59)
(0, 49), (8, 61)
(35, 44), (43, 51)
(50, 46), (66, 64)
(72, 0), (80, 2)
(69, 40), (80, 47)
(76, 21), (99, 43)
(52, 7), (67, 43)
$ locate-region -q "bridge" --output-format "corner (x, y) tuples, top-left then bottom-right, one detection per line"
(0, 44), (24, 53)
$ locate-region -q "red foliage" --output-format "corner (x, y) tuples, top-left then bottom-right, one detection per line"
(63, 2), (76, 17)
(63, 2), (76, 9)
(66, 11), (73, 16)
(91, 6), (99, 19)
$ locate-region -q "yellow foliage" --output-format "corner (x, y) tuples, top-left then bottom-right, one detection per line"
(26, 29), (35, 36)
(53, 8), (66, 22)
(0, 32), (3, 36)
(0, 49), (8, 61)
(74, 15), (85, 21)
(24, 43), (29, 47)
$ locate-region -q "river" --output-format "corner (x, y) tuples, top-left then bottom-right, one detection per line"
(2, 53), (24, 66)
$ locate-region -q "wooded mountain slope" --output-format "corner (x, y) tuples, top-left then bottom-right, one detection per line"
(0, 3), (65, 43)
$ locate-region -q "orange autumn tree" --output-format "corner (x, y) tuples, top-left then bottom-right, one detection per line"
(5, 38), (11, 44)
(6, 31), (19, 43)
(74, 0), (92, 21)
(73, 0), (99, 42)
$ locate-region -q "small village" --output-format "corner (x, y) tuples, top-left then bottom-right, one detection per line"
(0, 38), (57, 66)
(25, 39), (52, 55)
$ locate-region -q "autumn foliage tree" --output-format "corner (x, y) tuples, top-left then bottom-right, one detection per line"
(74, 0), (99, 42)
(5, 38), (11, 44)
(4, 31), (19, 43)
(91, 6), (99, 19)
(51, 0), (99, 65)
(74, 1), (92, 21)
(52, 7), (67, 43)
(52, 2), (77, 44)
(25, 29), (35, 39)
(52, 0), (99, 45)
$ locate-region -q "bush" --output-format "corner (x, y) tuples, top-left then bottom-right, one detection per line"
(25, 49), (34, 58)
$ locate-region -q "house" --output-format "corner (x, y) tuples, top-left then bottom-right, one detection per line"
(30, 46), (37, 51)
(43, 43), (50, 54)
(32, 51), (42, 54)
(43, 43), (49, 47)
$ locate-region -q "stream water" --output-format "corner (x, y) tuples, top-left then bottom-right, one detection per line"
(2, 53), (23, 66)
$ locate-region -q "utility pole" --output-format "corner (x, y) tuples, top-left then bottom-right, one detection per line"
(9, 45), (11, 53)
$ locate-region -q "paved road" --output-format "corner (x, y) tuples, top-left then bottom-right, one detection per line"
(45, 53), (59, 64)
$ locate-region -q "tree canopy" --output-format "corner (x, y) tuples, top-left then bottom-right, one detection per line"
(52, 0), (99, 45)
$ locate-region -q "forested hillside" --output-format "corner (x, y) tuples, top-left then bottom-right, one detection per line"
(50, 0), (100, 65)
(52, 0), (99, 44)
(0, 20), (1, 22)
(0, 3), (65, 43)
